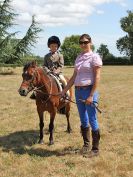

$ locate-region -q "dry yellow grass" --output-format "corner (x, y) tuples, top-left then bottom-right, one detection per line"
(0, 66), (133, 177)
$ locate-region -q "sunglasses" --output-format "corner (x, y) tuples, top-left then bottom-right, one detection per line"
(79, 41), (90, 45)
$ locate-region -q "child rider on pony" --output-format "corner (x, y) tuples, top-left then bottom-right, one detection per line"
(30, 36), (69, 100)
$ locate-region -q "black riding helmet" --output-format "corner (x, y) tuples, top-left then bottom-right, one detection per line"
(47, 36), (61, 48)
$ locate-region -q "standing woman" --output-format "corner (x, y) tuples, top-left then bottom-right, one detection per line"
(60, 34), (102, 157)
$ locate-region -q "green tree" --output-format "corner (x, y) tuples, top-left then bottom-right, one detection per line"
(61, 35), (81, 65)
(0, 0), (18, 62)
(7, 15), (42, 63)
(116, 10), (133, 63)
(61, 35), (95, 65)
(0, 0), (42, 64)
(97, 44), (109, 60)
(0, 0), (17, 37)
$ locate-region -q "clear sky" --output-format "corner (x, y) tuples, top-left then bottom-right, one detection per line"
(9, 0), (133, 57)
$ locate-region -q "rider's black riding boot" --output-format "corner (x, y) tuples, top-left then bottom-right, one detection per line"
(64, 93), (70, 102)
(30, 92), (36, 100)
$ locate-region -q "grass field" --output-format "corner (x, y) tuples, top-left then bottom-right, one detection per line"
(0, 66), (133, 177)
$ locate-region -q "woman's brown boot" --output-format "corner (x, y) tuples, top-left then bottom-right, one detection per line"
(80, 126), (90, 154)
(84, 129), (100, 158)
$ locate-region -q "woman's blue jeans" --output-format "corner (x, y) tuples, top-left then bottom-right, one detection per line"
(75, 85), (99, 131)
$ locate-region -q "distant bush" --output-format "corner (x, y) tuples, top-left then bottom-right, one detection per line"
(21, 56), (43, 66)
(0, 63), (21, 67)
(0, 67), (16, 75)
(103, 55), (131, 65)
(0, 55), (43, 67)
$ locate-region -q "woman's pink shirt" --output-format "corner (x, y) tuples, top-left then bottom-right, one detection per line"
(74, 51), (102, 86)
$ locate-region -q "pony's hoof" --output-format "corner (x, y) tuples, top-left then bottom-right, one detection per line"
(67, 128), (72, 133)
(38, 139), (44, 144)
(49, 141), (54, 145)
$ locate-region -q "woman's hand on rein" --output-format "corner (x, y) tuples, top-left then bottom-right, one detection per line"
(85, 96), (93, 105)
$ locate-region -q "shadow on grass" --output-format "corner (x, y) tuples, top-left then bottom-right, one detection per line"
(0, 130), (78, 157)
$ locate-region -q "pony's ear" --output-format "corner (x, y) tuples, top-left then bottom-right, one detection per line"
(31, 60), (37, 67)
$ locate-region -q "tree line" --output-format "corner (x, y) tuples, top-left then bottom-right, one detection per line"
(0, 0), (133, 66)
(61, 10), (133, 65)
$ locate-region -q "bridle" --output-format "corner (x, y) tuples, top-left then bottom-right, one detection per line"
(23, 67), (54, 104)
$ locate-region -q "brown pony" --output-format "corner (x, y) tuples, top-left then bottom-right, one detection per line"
(18, 61), (72, 145)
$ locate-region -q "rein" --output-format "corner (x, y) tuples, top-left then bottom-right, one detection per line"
(27, 67), (102, 113)
(32, 68), (61, 97)
(32, 76), (102, 113)
(64, 97), (102, 114)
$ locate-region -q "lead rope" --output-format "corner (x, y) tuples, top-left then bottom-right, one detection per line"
(63, 97), (102, 114)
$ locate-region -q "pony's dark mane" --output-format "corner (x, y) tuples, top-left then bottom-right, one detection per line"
(23, 62), (33, 72)
(23, 61), (48, 76)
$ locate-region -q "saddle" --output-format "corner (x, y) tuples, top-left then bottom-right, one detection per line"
(48, 73), (63, 92)
(42, 66), (63, 92)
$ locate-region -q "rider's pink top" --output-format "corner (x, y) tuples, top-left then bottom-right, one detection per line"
(74, 51), (102, 86)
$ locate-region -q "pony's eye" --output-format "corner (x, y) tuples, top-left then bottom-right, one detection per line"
(28, 75), (33, 79)
(22, 73), (33, 80)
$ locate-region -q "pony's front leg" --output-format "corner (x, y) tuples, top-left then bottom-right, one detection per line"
(37, 109), (44, 144)
(49, 112), (56, 145)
